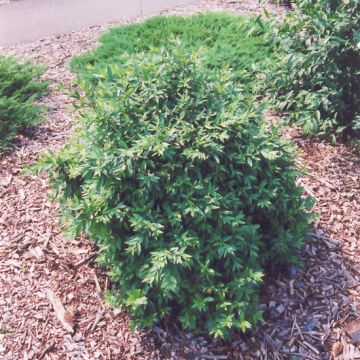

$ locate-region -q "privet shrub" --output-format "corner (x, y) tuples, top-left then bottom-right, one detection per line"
(40, 45), (310, 338)
(0, 56), (48, 149)
(268, 0), (360, 140)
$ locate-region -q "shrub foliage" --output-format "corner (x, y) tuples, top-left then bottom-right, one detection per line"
(41, 45), (310, 338)
(0, 56), (48, 149)
(268, 0), (360, 139)
(71, 13), (273, 92)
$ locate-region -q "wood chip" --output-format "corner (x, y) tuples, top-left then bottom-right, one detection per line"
(74, 252), (97, 268)
(46, 289), (74, 333)
(331, 342), (343, 357)
(302, 340), (320, 355)
(38, 341), (55, 360)
(90, 311), (104, 332)
(345, 319), (360, 344)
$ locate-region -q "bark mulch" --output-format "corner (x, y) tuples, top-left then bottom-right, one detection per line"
(0, 1), (359, 359)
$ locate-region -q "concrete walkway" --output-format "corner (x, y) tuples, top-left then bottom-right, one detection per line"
(0, 0), (194, 46)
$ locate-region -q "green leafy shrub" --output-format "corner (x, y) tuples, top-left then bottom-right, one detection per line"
(40, 45), (310, 338)
(267, 0), (360, 139)
(71, 13), (274, 92)
(0, 56), (48, 149)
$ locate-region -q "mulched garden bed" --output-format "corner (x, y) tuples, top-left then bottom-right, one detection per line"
(0, 1), (359, 359)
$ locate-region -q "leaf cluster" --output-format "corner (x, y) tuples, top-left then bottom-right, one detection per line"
(267, 0), (360, 140)
(0, 56), (48, 149)
(40, 44), (310, 338)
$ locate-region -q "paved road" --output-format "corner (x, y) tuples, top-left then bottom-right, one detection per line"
(0, 0), (194, 46)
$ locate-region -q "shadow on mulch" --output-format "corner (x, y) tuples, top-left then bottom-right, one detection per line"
(19, 124), (54, 142)
(0, 132), (49, 162)
(256, 232), (355, 360)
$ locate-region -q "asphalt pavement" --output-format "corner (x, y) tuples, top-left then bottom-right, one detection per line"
(0, 0), (194, 45)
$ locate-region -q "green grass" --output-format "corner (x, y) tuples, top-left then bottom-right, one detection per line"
(71, 13), (274, 92)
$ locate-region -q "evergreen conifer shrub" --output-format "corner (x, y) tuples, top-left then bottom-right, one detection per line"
(70, 13), (274, 94)
(40, 45), (310, 338)
(0, 56), (48, 149)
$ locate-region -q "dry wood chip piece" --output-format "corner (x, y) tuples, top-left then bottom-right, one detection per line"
(89, 310), (104, 332)
(345, 319), (360, 344)
(46, 289), (75, 333)
(332, 342), (343, 357)
(38, 341), (55, 360)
